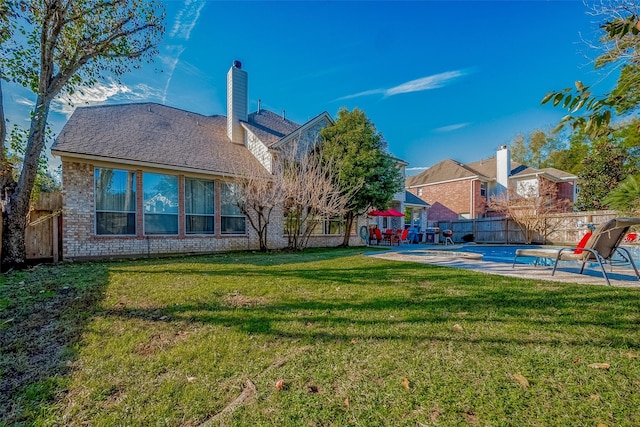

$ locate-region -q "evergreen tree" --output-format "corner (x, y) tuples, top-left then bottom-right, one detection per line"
(320, 108), (403, 247)
(576, 139), (628, 210)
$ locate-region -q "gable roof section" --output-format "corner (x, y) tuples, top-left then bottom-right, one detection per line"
(243, 109), (301, 146)
(465, 156), (524, 179)
(271, 111), (334, 149)
(511, 166), (577, 182)
(406, 159), (485, 187)
(53, 103), (272, 177)
(405, 190), (430, 207)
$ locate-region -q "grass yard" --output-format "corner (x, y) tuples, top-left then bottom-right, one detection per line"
(1, 247), (639, 426)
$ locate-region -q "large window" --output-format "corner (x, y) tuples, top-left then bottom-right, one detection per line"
(95, 168), (136, 235)
(143, 172), (178, 235)
(220, 182), (246, 234)
(185, 178), (214, 234)
(309, 216), (344, 235)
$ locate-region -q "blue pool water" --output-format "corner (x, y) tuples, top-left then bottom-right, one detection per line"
(448, 244), (640, 265)
(452, 245), (541, 264)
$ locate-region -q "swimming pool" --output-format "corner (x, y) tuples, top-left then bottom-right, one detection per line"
(437, 244), (640, 265)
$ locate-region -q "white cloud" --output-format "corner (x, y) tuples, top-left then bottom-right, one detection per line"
(337, 88), (386, 101)
(338, 69), (469, 101)
(170, 0), (206, 41)
(386, 71), (465, 96)
(406, 166), (429, 176)
(434, 123), (470, 133)
(162, 1), (206, 102)
(52, 80), (163, 117)
(160, 46), (186, 103)
(14, 96), (34, 107)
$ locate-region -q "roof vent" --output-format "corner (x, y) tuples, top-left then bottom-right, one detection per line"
(233, 60), (242, 69)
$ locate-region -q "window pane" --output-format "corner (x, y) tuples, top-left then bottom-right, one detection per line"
(145, 214), (178, 235)
(96, 212), (136, 235)
(221, 182), (243, 216)
(95, 169), (136, 212)
(143, 173), (178, 235)
(221, 216), (246, 234)
(143, 173), (178, 213)
(327, 219), (342, 235)
(186, 215), (214, 234)
(95, 168), (136, 235)
(308, 216), (322, 235)
(185, 178), (214, 215)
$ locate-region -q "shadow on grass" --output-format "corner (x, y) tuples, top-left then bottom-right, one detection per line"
(102, 256), (640, 349)
(0, 263), (110, 425)
(2, 249), (639, 425)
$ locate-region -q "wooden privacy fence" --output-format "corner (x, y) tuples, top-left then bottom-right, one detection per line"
(436, 210), (618, 245)
(0, 192), (62, 262)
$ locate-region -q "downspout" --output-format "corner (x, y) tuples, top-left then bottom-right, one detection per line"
(470, 179), (474, 219)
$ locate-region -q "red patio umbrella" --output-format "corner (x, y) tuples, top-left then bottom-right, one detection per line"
(385, 209), (405, 217)
(367, 209), (404, 217)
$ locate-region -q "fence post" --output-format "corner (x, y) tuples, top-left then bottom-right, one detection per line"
(52, 213), (59, 263)
(506, 218), (509, 244)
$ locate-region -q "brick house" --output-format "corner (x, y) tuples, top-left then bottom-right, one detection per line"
(52, 61), (409, 260)
(406, 146), (577, 222)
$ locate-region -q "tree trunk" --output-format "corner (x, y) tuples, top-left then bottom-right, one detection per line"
(341, 211), (354, 247)
(0, 79), (16, 192)
(1, 96), (50, 270)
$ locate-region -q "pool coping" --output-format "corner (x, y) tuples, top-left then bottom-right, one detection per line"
(365, 244), (640, 288)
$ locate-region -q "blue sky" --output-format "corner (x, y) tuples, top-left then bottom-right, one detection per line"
(4, 1), (620, 174)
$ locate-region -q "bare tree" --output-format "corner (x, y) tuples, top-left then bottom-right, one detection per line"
(489, 179), (573, 244)
(281, 144), (353, 251)
(224, 140), (353, 252)
(224, 161), (284, 252)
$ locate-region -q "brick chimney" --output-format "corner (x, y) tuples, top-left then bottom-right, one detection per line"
(496, 145), (510, 194)
(227, 60), (248, 143)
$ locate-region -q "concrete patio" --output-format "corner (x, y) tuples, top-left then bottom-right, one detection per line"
(366, 243), (640, 288)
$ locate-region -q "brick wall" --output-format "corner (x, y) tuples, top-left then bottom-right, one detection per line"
(557, 181), (575, 202)
(61, 160), (359, 260)
(411, 180), (476, 222)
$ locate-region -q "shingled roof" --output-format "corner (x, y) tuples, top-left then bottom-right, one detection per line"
(52, 103), (292, 177)
(244, 110), (301, 146)
(406, 155), (576, 188)
(465, 156), (524, 179)
(512, 166), (577, 181)
(406, 159), (485, 187)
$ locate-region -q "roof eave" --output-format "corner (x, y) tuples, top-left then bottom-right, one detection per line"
(52, 150), (263, 180)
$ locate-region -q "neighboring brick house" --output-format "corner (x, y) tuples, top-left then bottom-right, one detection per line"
(52, 61), (409, 260)
(406, 146), (577, 222)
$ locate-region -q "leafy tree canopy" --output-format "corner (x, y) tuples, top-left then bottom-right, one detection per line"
(576, 138), (629, 210)
(0, 0), (164, 268)
(320, 107), (403, 215)
(510, 129), (563, 169)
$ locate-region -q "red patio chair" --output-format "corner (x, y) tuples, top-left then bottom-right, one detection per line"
(399, 228), (409, 245)
(374, 228), (383, 245)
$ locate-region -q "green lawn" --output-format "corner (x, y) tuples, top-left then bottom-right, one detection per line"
(1, 248), (639, 426)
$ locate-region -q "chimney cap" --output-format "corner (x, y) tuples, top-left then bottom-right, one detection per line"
(233, 60), (242, 69)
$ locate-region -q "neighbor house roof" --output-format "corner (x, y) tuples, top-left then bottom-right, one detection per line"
(512, 167), (577, 182)
(465, 156), (524, 180)
(406, 155), (576, 188)
(52, 103), (285, 177)
(406, 159), (486, 187)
